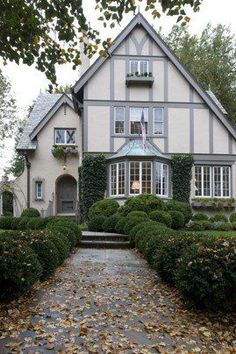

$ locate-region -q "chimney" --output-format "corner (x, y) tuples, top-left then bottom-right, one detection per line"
(80, 36), (90, 76)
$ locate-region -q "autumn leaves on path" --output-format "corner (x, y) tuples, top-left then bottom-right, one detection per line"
(0, 248), (235, 353)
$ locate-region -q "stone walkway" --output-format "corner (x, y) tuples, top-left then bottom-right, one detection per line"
(0, 248), (235, 353)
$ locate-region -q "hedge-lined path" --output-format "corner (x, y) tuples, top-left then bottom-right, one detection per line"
(0, 249), (235, 353)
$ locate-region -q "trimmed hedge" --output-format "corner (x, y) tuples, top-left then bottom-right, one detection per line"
(164, 200), (192, 224)
(122, 194), (164, 215)
(123, 216), (148, 235)
(168, 211), (185, 230)
(229, 213), (236, 223)
(21, 208), (40, 218)
(115, 217), (127, 234)
(210, 214), (228, 223)
(175, 236), (236, 310)
(0, 216), (14, 230)
(0, 238), (42, 301)
(102, 214), (121, 233)
(127, 211), (148, 218)
(211, 222), (233, 231)
(88, 215), (107, 232)
(192, 213), (209, 221)
(149, 210), (172, 228)
(88, 199), (119, 219)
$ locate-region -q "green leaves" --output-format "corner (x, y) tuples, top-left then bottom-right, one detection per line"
(171, 154), (194, 203)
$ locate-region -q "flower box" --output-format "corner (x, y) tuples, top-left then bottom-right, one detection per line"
(126, 74), (154, 87)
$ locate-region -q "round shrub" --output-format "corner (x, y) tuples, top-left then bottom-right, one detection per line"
(46, 225), (76, 249)
(129, 221), (157, 244)
(21, 208), (40, 218)
(211, 222), (233, 231)
(17, 217), (32, 230)
(229, 213), (236, 223)
(175, 237), (236, 310)
(28, 232), (59, 277)
(122, 194), (164, 215)
(47, 231), (70, 265)
(102, 214), (121, 233)
(115, 217), (127, 234)
(88, 199), (119, 219)
(11, 218), (21, 230)
(0, 216), (14, 230)
(46, 220), (81, 245)
(149, 210), (172, 228)
(164, 200), (192, 223)
(187, 221), (206, 231)
(169, 211), (185, 230)
(192, 213), (209, 221)
(88, 215), (107, 232)
(127, 211), (148, 218)
(123, 216), (148, 235)
(0, 238), (42, 300)
(26, 217), (47, 230)
(210, 214), (228, 223)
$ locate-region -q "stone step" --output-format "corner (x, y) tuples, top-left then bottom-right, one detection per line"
(80, 240), (132, 249)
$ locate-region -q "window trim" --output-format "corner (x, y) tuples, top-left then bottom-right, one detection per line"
(129, 107), (148, 135)
(129, 60), (149, 75)
(153, 107), (164, 136)
(194, 165), (231, 198)
(35, 181), (43, 201)
(110, 162), (126, 197)
(54, 128), (77, 146)
(155, 162), (169, 198)
(129, 161), (152, 196)
(114, 107), (125, 135)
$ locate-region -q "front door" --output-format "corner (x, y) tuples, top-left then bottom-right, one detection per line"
(57, 175), (76, 214)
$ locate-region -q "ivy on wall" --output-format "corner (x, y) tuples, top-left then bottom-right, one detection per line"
(79, 154), (107, 221)
(171, 154), (194, 203)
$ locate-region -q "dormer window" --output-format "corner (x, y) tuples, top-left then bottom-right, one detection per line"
(54, 129), (76, 145)
(129, 60), (149, 75)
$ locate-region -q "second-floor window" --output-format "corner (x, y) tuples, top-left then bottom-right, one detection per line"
(130, 107), (148, 135)
(55, 129), (76, 145)
(129, 60), (149, 75)
(153, 108), (164, 135)
(114, 107), (125, 134)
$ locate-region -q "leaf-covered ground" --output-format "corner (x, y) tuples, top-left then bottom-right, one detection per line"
(0, 248), (235, 353)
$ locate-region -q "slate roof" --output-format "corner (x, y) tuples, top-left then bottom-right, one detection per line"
(17, 93), (68, 150)
(206, 90), (227, 115)
(107, 139), (170, 160)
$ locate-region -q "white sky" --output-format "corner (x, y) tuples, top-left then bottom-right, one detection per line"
(0, 0), (236, 177)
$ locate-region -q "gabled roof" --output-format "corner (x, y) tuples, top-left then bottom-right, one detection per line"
(72, 13), (236, 139)
(206, 90), (227, 115)
(17, 93), (74, 151)
(107, 139), (170, 160)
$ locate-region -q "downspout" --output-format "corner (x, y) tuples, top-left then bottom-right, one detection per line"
(25, 154), (31, 208)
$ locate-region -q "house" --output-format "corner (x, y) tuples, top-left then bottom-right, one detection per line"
(4, 13), (236, 218)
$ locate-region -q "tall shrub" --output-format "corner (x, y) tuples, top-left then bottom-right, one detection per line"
(79, 154), (107, 221)
(171, 154), (194, 203)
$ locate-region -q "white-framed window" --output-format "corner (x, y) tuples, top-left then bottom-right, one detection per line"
(129, 161), (152, 195)
(130, 107), (148, 135)
(195, 166), (230, 198)
(35, 181), (43, 200)
(156, 163), (168, 197)
(54, 128), (76, 145)
(153, 108), (164, 135)
(129, 60), (149, 75)
(114, 107), (125, 134)
(110, 162), (125, 196)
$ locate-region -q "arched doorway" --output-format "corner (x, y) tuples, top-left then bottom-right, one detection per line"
(2, 191), (14, 216)
(56, 175), (77, 214)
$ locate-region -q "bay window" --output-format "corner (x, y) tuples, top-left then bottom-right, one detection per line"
(130, 161), (152, 195)
(156, 163), (168, 197)
(129, 60), (149, 75)
(55, 128), (76, 145)
(195, 166), (230, 198)
(114, 107), (125, 134)
(110, 162), (125, 196)
(130, 107), (148, 135)
(153, 108), (164, 135)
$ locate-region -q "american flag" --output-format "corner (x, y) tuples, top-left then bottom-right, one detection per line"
(140, 109), (146, 150)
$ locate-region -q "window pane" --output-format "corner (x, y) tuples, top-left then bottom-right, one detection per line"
(162, 164), (168, 196)
(140, 61), (148, 74)
(203, 166), (211, 197)
(156, 163), (168, 196)
(111, 164), (117, 196)
(214, 167), (221, 197)
(55, 129), (65, 144)
(66, 129), (76, 144)
(36, 182), (42, 199)
(115, 107), (125, 121)
(222, 167), (230, 197)
(130, 60), (139, 74)
(142, 162), (152, 194)
(195, 166), (202, 197)
(130, 107), (148, 121)
(118, 163), (125, 195)
(115, 121), (124, 134)
(130, 162), (140, 195)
